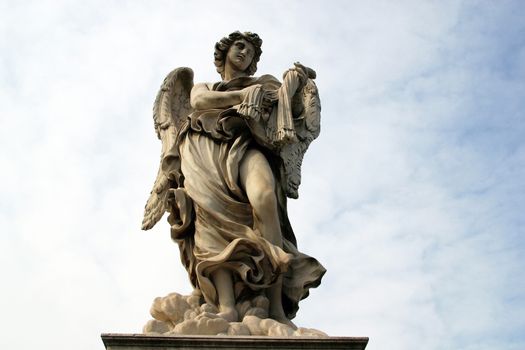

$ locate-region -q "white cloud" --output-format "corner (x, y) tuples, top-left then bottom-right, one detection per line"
(1, 1), (524, 349)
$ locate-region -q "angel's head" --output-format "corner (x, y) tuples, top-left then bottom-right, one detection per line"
(214, 31), (262, 80)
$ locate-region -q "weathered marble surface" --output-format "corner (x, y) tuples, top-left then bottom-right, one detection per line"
(141, 31), (324, 334)
(143, 292), (327, 337)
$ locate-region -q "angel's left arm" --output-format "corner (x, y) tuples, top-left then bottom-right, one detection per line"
(190, 82), (246, 110)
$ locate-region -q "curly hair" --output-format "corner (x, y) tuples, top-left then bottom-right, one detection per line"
(214, 31), (263, 79)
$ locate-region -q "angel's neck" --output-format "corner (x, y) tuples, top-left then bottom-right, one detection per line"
(223, 67), (248, 82)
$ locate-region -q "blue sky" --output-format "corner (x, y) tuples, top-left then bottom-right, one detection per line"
(1, 1), (524, 349)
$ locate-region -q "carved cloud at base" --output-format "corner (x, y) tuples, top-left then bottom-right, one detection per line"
(143, 291), (328, 337)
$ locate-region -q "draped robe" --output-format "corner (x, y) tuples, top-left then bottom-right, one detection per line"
(162, 74), (325, 319)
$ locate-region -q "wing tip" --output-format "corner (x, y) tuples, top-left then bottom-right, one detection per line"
(141, 220), (152, 231)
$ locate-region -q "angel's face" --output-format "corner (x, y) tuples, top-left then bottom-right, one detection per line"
(226, 39), (255, 73)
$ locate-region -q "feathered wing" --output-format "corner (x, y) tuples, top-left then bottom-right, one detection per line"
(280, 78), (321, 199)
(142, 67), (194, 230)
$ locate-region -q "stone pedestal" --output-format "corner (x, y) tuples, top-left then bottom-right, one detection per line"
(101, 333), (368, 350)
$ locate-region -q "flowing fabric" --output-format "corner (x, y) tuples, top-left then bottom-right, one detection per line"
(163, 75), (325, 319)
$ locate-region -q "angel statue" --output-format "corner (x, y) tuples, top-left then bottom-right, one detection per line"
(142, 31), (325, 334)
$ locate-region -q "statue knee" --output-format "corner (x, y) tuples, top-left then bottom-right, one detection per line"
(251, 188), (277, 214)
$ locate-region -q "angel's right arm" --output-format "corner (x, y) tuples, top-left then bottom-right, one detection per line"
(190, 82), (245, 110)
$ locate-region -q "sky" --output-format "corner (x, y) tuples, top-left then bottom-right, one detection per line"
(1, 0), (524, 349)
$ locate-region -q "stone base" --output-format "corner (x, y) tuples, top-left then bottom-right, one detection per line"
(101, 333), (369, 350)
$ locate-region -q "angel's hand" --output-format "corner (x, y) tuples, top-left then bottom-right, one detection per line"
(283, 67), (306, 84)
(282, 63), (313, 91)
(292, 64), (308, 86)
(294, 62), (316, 79)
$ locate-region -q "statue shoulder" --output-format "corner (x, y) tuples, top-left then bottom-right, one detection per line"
(256, 74), (281, 89)
(191, 82), (214, 92)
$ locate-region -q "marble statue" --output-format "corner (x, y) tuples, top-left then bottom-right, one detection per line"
(141, 31), (326, 336)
